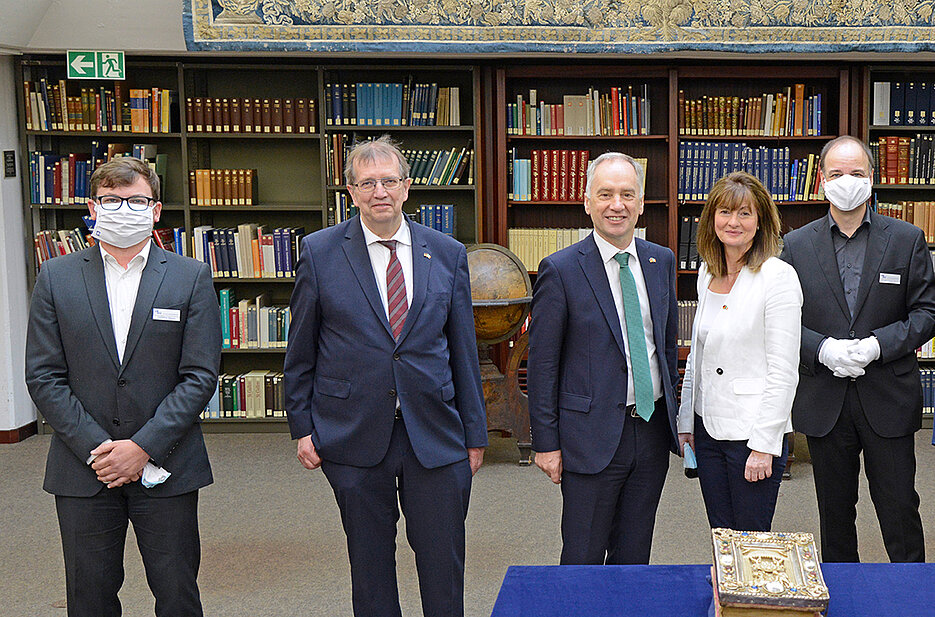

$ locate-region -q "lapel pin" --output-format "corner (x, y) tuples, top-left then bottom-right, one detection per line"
(649, 257), (656, 263)
(424, 252), (432, 259)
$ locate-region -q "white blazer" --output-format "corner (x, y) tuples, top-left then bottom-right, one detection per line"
(677, 256), (803, 455)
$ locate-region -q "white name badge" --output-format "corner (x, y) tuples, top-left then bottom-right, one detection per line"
(879, 273), (901, 285)
(153, 308), (181, 321)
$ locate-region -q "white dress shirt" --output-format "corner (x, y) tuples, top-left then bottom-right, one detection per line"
(101, 240), (151, 364)
(362, 218), (414, 319)
(592, 232), (663, 404)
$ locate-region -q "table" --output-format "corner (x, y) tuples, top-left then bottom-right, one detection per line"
(491, 563), (935, 617)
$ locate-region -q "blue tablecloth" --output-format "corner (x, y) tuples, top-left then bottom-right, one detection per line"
(491, 563), (935, 617)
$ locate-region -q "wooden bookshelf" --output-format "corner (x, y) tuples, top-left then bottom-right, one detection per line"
(17, 55), (482, 432)
(492, 63), (849, 361)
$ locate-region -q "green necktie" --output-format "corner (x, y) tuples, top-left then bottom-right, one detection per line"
(613, 252), (654, 421)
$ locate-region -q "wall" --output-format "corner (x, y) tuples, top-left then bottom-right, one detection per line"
(2, 0), (186, 53)
(0, 54), (32, 432)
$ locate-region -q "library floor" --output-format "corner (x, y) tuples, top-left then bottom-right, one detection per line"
(3, 431), (935, 617)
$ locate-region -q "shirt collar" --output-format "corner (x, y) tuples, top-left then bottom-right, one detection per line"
(592, 230), (638, 265)
(361, 217), (411, 248)
(827, 206), (872, 234)
(100, 239), (152, 271)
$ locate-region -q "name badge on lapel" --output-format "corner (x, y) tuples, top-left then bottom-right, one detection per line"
(879, 273), (901, 285)
(153, 308), (181, 322)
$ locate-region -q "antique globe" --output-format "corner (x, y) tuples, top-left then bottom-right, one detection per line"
(467, 243), (533, 463)
(467, 243), (532, 344)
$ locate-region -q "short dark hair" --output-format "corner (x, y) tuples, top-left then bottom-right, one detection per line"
(344, 135), (410, 185)
(819, 135), (874, 174)
(90, 157), (160, 201)
(697, 171), (783, 277)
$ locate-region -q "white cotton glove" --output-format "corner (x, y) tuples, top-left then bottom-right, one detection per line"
(818, 338), (865, 379)
(848, 336), (881, 369)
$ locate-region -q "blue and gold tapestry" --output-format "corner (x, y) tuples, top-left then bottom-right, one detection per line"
(184, 0), (935, 53)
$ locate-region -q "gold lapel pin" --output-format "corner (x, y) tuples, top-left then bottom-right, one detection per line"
(424, 252), (432, 259)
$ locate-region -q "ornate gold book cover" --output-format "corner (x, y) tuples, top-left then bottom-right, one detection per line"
(711, 528), (829, 611)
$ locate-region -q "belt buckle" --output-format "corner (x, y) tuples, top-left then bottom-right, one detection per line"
(627, 404), (639, 418)
(394, 408), (403, 421)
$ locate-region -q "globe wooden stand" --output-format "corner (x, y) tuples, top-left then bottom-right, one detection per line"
(467, 244), (533, 465)
(478, 335), (531, 465)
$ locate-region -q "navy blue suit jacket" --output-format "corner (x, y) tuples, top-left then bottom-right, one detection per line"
(527, 235), (680, 474)
(284, 217), (487, 469)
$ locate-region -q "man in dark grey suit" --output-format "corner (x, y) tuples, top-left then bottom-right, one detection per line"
(781, 135), (935, 563)
(25, 157), (221, 617)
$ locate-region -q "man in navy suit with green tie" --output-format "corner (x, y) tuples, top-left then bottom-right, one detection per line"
(285, 136), (486, 617)
(528, 152), (680, 565)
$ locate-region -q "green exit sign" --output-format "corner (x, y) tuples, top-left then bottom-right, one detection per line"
(66, 50), (125, 80)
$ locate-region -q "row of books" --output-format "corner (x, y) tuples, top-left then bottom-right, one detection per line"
(871, 82), (935, 127)
(678, 142), (825, 202)
(509, 151), (648, 203)
(185, 97), (317, 134)
(218, 290), (290, 349)
(676, 301), (698, 347)
(324, 81), (461, 127)
(33, 228), (95, 269)
(507, 85), (651, 137)
(24, 77), (178, 133)
(329, 192), (359, 226)
(871, 135), (935, 185)
(191, 225), (306, 279)
(509, 149), (590, 202)
(33, 225), (182, 271)
(200, 371), (288, 420)
(508, 227), (645, 272)
(29, 143), (166, 205)
(678, 85), (822, 137)
(678, 215), (701, 271)
(876, 201), (935, 243)
(417, 204), (455, 235)
(920, 368), (935, 416)
(188, 169), (259, 206)
(325, 134), (473, 186)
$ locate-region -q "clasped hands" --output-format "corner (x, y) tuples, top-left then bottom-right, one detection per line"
(90, 440), (150, 488)
(818, 336), (880, 379)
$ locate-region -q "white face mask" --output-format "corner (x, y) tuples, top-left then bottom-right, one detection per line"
(92, 203), (155, 248)
(822, 174), (872, 212)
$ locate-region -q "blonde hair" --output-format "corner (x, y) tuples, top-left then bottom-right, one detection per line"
(697, 171), (782, 277)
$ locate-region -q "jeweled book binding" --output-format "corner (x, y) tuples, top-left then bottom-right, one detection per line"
(711, 528), (829, 612)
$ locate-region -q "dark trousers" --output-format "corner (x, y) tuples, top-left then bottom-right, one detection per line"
(559, 399), (671, 565)
(807, 382), (925, 563)
(54, 486), (202, 617)
(321, 418), (473, 617)
(693, 415), (788, 532)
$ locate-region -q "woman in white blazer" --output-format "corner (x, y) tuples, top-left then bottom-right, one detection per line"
(678, 172), (803, 532)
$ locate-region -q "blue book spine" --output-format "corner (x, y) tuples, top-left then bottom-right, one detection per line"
(219, 288), (232, 348)
(442, 204), (454, 236)
(394, 83), (402, 126)
(434, 204), (442, 232)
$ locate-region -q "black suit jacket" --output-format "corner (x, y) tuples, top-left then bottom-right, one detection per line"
(25, 244), (221, 497)
(780, 210), (935, 438)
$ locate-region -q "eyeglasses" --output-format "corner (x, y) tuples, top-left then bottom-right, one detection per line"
(94, 195), (156, 211)
(350, 177), (405, 193)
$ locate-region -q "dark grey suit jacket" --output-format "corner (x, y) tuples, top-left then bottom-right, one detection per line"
(780, 210), (935, 438)
(25, 244), (221, 497)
